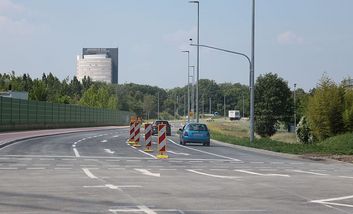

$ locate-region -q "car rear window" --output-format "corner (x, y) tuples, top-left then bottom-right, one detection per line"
(155, 121), (169, 125)
(188, 124), (208, 131)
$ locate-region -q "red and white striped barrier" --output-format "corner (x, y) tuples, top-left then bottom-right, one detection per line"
(144, 123), (153, 152)
(128, 122), (135, 144)
(133, 122), (141, 147)
(157, 124), (168, 159)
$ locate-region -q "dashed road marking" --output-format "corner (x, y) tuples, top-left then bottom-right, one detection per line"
(101, 140), (108, 143)
(73, 148), (80, 157)
(187, 169), (239, 179)
(311, 195), (353, 208)
(82, 168), (98, 179)
(54, 168), (72, 170)
(291, 170), (328, 176)
(138, 150), (157, 159)
(169, 139), (242, 162)
(27, 167), (45, 170)
(235, 169), (290, 177)
(135, 169), (160, 177)
(104, 149), (115, 154)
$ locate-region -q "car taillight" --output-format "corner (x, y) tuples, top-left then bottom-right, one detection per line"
(183, 131), (189, 136)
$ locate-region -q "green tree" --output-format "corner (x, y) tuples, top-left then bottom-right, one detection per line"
(143, 95), (155, 120)
(342, 89), (353, 131)
(306, 76), (345, 141)
(254, 73), (293, 137)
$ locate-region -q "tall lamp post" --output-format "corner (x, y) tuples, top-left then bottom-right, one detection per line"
(189, 0), (200, 123)
(189, 44), (254, 143)
(189, 65), (195, 122)
(293, 83), (297, 131)
(181, 50), (191, 123)
(189, 0), (256, 143)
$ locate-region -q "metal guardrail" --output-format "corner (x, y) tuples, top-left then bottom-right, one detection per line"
(0, 96), (132, 131)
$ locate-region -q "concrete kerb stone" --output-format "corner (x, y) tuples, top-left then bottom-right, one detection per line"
(210, 138), (340, 164)
(0, 126), (128, 149)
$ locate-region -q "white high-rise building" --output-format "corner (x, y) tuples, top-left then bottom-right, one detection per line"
(76, 54), (112, 83)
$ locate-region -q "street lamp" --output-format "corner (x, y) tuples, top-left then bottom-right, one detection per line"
(294, 83), (297, 131)
(181, 50), (191, 123)
(189, 65), (195, 122)
(189, 43), (254, 143)
(189, 0), (200, 123)
(189, 0), (256, 143)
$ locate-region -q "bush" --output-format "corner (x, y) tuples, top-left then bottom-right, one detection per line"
(296, 116), (314, 144)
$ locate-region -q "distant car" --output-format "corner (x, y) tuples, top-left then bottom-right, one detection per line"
(152, 120), (171, 136)
(179, 123), (210, 146)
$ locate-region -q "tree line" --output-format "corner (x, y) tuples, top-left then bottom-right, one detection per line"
(1, 71), (351, 142)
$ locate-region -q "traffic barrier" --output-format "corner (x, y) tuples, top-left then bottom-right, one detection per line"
(157, 124), (168, 159)
(128, 122), (135, 145)
(133, 122), (142, 147)
(144, 123), (153, 152)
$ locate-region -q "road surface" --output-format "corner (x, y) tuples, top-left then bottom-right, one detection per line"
(0, 126), (353, 214)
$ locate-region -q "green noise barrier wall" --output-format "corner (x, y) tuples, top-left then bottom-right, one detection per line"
(0, 96), (132, 131)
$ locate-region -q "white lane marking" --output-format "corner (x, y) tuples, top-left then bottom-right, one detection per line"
(112, 135), (120, 138)
(0, 168), (18, 170)
(27, 167), (45, 170)
(109, 205), (157, 214)
(235, 169), (290, 177)
(73, 148), (80, 157)
(56, 164), (73, 167)
(108, 168), (126, 170)
(138, 150), (157, 159)
(106, 160), (120, 162)
(159, 169), (176, 171)
(187, 169), (239, 179)
(101, 140), (108, 143)
(169, 139), (241, 161)
(291, 170), (328, 176)
(104, 149), (115, 154)
(135, 169), (160, 177)
(82, 168), (98, 179)
(339, 176), (353, 179)
(168, 150), (190, 156)
(62, 159), (77, 161)
(54, 168), (72, 170)
(72, 145), (76, 148)
(311, 195), (353, 208)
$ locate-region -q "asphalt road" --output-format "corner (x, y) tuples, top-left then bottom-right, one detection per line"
(0, 126), (353, 214)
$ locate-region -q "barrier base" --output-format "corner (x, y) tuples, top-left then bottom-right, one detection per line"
(128, 141), (135, 145)
(156, 154), (169, 159)
(132, 144), (142, 147)
(144, 148), (153, 152)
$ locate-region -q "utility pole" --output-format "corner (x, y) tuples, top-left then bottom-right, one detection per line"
(157, 92), (160, 120)
(294, 83), (297, 131)
(224, 95), (226, 119)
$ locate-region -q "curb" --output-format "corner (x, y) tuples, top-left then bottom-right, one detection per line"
(210, 138), (343, 164)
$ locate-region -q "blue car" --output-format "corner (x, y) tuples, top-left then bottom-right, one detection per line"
(179, 123), (210, 146)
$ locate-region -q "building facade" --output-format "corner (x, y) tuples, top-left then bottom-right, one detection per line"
(76, 48), (118, 84)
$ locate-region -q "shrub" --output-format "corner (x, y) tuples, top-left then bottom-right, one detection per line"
(296, 116), (314, 144)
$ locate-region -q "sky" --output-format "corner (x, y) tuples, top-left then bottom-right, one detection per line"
(0, 0), (352, 91)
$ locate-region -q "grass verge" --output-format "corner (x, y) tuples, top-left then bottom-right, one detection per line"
(211, 130), (353, 156)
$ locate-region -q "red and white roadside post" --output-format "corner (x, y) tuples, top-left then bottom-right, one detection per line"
(133, 118), (142, 147)
(128, 122), (135, 145)
(144, 123), (153, 152)
(157, 124), (168, 159)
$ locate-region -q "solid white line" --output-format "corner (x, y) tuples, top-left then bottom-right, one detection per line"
(235, 169), (290, 177)
(168, 139), (241, 161)
(135, 169), (160, 177)
(101, 140), (108, 143)
(187, 169), (239, 179)
(138, 150), (157, 159)
(82, 168), (98, 179)
(311, 195), (353, 203)
(339, 176), (353, 179)
(73, 148), (80, 157)
(291, 169), (328, 176)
